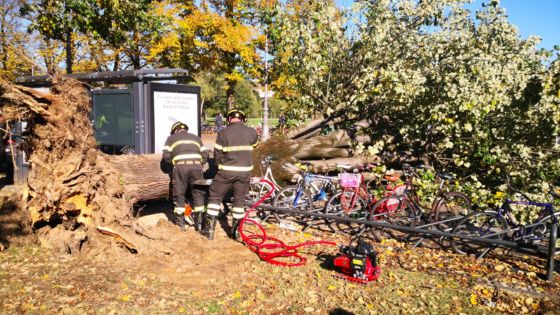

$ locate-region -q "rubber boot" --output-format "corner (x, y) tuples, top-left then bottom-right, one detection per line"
(231, 219), (241, 241)
(199, 212), (207, 233)
(175, 213), (186, 231)
(193, 212), (202, 232)
(204, 215), (218, 240)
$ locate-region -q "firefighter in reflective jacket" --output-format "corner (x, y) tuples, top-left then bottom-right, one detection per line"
(203, 109), (258, 240)
(162, 122), (209, 230)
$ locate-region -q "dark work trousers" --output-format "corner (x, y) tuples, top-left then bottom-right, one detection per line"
(206, 171), (250, 219)
(172, 165), (205, 211)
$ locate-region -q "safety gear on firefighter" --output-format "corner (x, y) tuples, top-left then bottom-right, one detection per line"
(174, 206), (185, 216)
(205, 116), (257, 239)
(192, 212), (202, 232)
(231, 218), (241, 241)
(226, 109), (246, 122)
(162, 127), (208, 228)
(213, 121), (258, 173)
(171, 121), (189, 134)
(175, 213), (186, 231)
(203, 215), (218, 240)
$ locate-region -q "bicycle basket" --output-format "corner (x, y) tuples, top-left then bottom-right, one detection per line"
(338, 173), (361, 188)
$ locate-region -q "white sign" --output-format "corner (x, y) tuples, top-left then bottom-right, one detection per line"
(153, 90), (199, 153)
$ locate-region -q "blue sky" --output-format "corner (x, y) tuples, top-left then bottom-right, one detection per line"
(473, 0), (560, 50)
(336, 0), (560, 50)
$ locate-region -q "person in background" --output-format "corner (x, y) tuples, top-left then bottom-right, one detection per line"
(162, 122), (208, 231)
(203, 109), (258, 240)
(278, 113), (287, 134)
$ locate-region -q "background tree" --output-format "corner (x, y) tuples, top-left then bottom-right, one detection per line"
(20, 0), (94, 74)
(91, 0), (164, 69)
(233, 78), (260, 117)
(0, 0), (33, 80)
(149, 0), (260, 110)
(269, 0), (358, 120)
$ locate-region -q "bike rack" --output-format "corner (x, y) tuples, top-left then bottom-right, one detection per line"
(251, 203), (559, 282)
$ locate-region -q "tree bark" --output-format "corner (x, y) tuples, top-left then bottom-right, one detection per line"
(107, 154), (171, 204)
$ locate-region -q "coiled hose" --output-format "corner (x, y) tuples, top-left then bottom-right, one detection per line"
(238, 180), (337, 267)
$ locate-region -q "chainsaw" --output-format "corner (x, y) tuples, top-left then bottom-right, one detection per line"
(333, 238), (381, 284)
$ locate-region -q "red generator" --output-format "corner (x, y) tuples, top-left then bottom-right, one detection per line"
(333, 239), (381, 284)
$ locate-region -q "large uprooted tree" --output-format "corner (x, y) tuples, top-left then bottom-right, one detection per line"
(0, 77), (172, 253)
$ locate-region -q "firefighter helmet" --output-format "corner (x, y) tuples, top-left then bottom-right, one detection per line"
(171, 121), (188, 134)
(226, 109), (246, 122)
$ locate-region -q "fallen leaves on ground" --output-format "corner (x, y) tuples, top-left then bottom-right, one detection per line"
(0, 226), (559, 314)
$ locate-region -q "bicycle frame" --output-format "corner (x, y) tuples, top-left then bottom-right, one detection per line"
(495, 199), (558, 240)
(252, 159), (282, 191)
(290, 171), (338, 210)
(400, 168), (456, 218)
(339, 173), (376, 214)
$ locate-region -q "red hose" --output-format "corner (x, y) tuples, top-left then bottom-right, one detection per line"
(239, 179), (337, 267)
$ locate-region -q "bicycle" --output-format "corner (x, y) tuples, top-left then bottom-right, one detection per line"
(272, 162), (339, 214)
(451, 191), (560, 258)
(246, 155), (281, 205)
(322, 163), (399, 233)
(367, 164), (471, 239)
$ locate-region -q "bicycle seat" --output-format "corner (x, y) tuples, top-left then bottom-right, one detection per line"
(384, 174), (400, 182)
(437, 172), (454, 180)
(336, 164), (353, 170)
(295, 162), (311, 171)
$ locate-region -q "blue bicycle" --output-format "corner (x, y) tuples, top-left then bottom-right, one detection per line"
(272, 163), (339, 213)
(451, 191), (560, 257)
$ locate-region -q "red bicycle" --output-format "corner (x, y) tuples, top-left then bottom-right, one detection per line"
(322, 164), (404, 233)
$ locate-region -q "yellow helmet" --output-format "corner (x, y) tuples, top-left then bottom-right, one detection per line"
(171, 121), (188, 134)
(226, 109), (246, 122)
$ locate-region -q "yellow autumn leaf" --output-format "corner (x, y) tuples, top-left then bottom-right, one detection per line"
(120, 294), (131, 302)
(470, 293), (478, 305)
(327, 285), (336, 291)
(232, 291), (242, 299)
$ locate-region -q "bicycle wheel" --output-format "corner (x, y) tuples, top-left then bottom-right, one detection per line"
(246, 179), (275, 205)
(433, 191), (472, 229)
(324, 191), (367, 217)
(368, 195), (418, 241)
(324, 191), (368, 234)
(272, 185), (313, 213)
(450, 211), (508, 256)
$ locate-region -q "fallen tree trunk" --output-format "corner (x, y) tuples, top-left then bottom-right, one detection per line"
(106, 154), (170, 204)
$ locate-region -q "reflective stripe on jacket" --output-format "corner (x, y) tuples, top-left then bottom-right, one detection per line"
(162, 131), (208, 165)
(214, 122), (258, 173)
